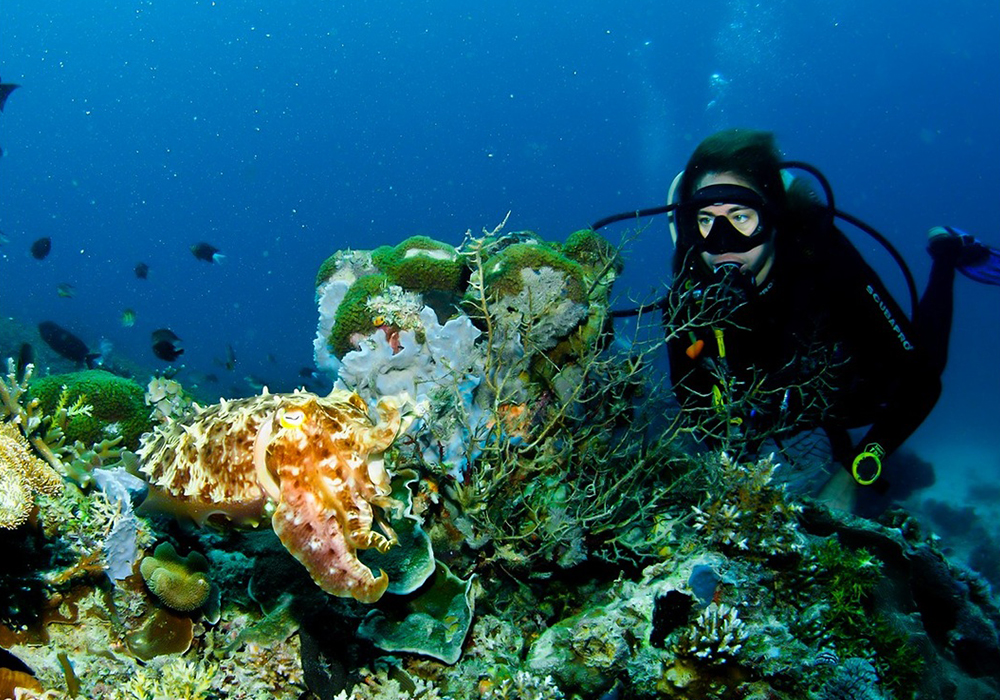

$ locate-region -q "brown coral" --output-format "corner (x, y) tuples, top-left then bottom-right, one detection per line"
(0, 668), (44, 698)
(0, 421), (63, 529)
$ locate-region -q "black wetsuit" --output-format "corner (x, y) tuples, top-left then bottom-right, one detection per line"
(666, 223), (952, 471)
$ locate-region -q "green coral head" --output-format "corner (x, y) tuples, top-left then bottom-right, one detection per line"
(29, 370), (153, 452)
(561, 229), (624, 278)
(328, 273), (392, 358)
(482, 242), (588, 304)
(372, 235), (467, 294)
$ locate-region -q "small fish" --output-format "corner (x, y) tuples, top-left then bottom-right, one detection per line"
(0, 228), (9, 245)
(134, 262), (149, 279)
(0, 78), (19, 112)
(15, 342), (34, 380)
(191, 242), (224, 264)
(121, 308), (137, 327)
(56, 283), (76, 298)
(219, 344), (236, 371)
(37, 320), (100, 365)
(151, 328), (184, 361)
(244, 374), (269, 392)
(31, 236), (51, 260)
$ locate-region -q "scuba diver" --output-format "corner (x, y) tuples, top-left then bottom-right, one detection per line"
(594, 128), (1000, 494)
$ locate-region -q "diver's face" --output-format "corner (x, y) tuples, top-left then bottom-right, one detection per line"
(696, 172), (775, 287)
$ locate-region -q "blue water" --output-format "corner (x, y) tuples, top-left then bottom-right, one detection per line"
(2, 1), (998, 478)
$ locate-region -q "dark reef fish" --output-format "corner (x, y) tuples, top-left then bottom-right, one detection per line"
(134, 262), (149, 279)
(38, 320), (100, 366)
(15, 342), (34, 379)
(151, 328), (184, 361)
(0, 78), (19, 112)
(190, 242), (224, 264)
(219, 344), (237, 371)
(31, 236), (51, 260)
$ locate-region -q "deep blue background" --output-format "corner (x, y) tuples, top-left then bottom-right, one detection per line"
(2, 0), (998, 480)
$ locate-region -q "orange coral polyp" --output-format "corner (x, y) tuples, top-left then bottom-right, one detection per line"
(138, 389), (406, 603)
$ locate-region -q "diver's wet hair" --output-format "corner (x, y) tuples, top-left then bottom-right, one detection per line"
(678, 129), (788, 213)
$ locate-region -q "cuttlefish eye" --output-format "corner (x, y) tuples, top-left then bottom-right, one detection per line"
(279, 408), (306, 430)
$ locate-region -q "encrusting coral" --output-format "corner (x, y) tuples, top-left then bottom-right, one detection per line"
(0, 420), (63, 529)
(139, 542), (212, 612)
(137, 388), (412, 603)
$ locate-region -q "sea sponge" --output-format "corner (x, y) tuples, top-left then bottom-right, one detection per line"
(372, 235), (466, 295)
(475, 242), (590, 353)
(29, 370), (153, 451)
(140, 542), (211, 612)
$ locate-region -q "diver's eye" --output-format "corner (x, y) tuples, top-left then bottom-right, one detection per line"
(280, 409), (306, 430)
(728, 208), (760, 235)
(696, 214), (716, 236)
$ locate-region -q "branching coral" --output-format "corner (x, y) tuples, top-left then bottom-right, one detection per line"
(671, 603), (749, 665)
(689, 452), (803, 558)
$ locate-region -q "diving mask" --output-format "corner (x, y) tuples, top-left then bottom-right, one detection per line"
(682, 184), (774, 255)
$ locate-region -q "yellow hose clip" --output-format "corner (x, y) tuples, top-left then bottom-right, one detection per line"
(713, 328), (727, 359)
(851, 443), (885, 485)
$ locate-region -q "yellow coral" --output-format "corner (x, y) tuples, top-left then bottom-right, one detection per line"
(140, 542), (212, 612)
(0, 420), (63, 529)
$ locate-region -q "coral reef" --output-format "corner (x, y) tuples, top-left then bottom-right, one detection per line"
(3, 223), (1000, 700)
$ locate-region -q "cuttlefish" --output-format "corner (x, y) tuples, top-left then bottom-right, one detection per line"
(138, 388), (410, 603)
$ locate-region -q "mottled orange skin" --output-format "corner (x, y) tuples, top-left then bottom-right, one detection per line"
(138, 389), (404, 603)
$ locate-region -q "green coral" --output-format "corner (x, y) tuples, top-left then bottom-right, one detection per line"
(328, 273), (392, 358)
(358, 561), (475, 665)
(316, 253), (343, 288)
(561, 228), (623, 278)
(480, 242), (587, 304)
(29, 370), (153, 451)
(372, 235), (467, 294)
(801, 537), (923, 697)
(315, 248), (379, 288)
